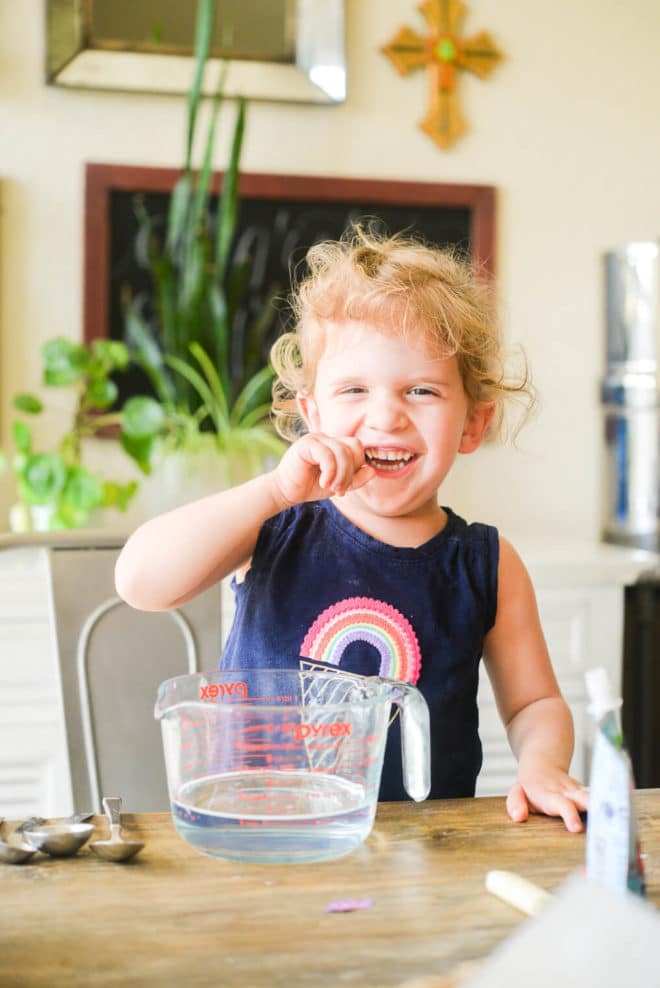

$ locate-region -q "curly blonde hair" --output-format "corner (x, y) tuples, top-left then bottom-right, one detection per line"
(271, 225), (535, 443)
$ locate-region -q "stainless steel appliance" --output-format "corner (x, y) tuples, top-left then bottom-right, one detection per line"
(602, 242), (660, 787)
(601, 241), (659, 551)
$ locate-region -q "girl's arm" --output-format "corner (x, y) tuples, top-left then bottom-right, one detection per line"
(114, 471), (286, 611)
(482, 537), (589, 832)
(115, 433), (373, 612)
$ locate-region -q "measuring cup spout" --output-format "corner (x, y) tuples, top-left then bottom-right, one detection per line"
(385, 679), (431, 801)
(154, 675), (195, 720)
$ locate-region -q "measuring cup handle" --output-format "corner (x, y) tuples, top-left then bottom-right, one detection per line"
(390, 682), (431, 802)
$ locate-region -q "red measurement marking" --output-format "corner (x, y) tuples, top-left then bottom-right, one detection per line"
(235, 741), (299, 753)
(234, 722), (275, 735)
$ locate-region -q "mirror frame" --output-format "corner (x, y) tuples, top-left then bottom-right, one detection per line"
(46, 0), (346, 104)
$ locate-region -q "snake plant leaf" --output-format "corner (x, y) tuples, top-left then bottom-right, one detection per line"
(165, 353), (228, 435)
(208, 282), (230, 396)
(42, 338), (90, 387)
(229, 426), (285, 460)
(12, 420), (32, 454)
(151, 254), (178, 358)
(230, 365), (276, 427)
(20, 453), (67, 505)
(238, 402), (275, 429)
(122, 395), (167, 439)
(243, 284), (280, 381)
(166, 173), (193, 257)
(13, 393), (43, 415)
(224, 251), (251, 335)
(180, 236), (209, 316)
(187, 64), (228, 272)
(186, 0), (215, 172)
(125, 304), (175, 404)
(215, 97), (246, 282)
(189, 342), (229, 419)
(133, 195), (162, 268)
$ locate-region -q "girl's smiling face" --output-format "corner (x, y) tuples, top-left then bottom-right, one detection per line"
(298, 320), (493, 539)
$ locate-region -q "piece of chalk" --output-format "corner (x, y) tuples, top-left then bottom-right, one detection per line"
(485, 870), (552, 916)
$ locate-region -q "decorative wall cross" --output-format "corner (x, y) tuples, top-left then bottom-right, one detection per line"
(381, 1), (503, 151)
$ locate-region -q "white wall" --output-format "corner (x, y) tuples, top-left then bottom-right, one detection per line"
(2, 0), (660, 540)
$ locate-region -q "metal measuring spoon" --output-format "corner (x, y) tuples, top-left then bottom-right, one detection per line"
(0, 817), (39, 865)
(89, 797), (144, 862)
(22, 813), (95, 858)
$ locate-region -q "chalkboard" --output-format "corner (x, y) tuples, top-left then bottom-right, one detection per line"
(84, 165), (495, 402)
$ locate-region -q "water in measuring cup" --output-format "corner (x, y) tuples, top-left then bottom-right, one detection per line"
(172, 770), (374, 863)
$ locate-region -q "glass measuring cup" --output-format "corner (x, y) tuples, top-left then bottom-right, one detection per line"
(155, 667), (430, 863)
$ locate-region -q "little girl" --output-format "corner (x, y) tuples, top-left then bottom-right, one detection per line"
(116, 227), (588, 831)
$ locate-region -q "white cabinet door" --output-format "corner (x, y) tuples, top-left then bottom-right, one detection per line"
(0, 547), (70, 817)
(476, 586), (624, 796)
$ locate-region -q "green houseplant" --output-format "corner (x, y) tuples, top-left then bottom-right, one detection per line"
(0, 337), (163, 531)
(123, 0), (285, 484)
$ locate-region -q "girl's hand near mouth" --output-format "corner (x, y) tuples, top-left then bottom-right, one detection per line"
(272, 433), (375, 508)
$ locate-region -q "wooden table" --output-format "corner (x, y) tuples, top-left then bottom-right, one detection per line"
(2, 792), (659, 987)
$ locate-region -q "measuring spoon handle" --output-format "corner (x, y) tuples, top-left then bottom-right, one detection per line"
(102, 796), (123, 828)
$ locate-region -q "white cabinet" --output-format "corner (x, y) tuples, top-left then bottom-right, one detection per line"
(0, 546), (69, 818)
(476, 540), (656, 796)
(0, 533), (222, 818)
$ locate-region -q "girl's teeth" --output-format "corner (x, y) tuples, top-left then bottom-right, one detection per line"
(365, 449), (414, 465)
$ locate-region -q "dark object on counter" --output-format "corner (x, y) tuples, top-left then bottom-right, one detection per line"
(622, 569), (660, 787)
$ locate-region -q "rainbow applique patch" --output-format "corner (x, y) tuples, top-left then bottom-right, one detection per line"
(300, 596), (422, 684)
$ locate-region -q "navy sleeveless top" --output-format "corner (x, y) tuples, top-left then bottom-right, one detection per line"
(220, 501), (499, 801)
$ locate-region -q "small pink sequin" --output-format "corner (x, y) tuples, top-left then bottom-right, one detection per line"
(325, 897), (373, 913)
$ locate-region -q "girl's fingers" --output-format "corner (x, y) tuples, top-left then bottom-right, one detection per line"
(514, 781), (586, 833)
(313, 436), (364, 495)
(349, 464), (376, 491)
(563, 785), (589, 810)
(506, 782), (529, 824)
(300, 437), (338, 490)
(548, 793), (583, 833)
(298, 435), (365, 495)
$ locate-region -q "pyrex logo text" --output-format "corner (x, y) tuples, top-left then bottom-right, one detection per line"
(291, 722), (351, 742)
(199, 681), (248, 700)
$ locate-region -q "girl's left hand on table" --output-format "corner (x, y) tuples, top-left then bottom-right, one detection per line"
(506, 758), (589, 833)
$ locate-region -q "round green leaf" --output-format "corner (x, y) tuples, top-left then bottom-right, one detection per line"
(87, 377), (118, 409)
(61, 466), (104, 512)
(13, 393), (43, 414)
(12, 420), (32, 454)
(102, 480), (139, 511)
(12, 452), (28, 476)
(120, 432), (156, 474)
(54, 505), (86, 529)
(92, 339), (130, 370)
(42, 338), (90, 387)
(20, 454), (67, 504)
(58, 433), (79, 466)
(122, 396), (166, 439)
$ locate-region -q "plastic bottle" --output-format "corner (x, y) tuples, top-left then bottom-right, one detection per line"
(584, 666), (646, 898)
